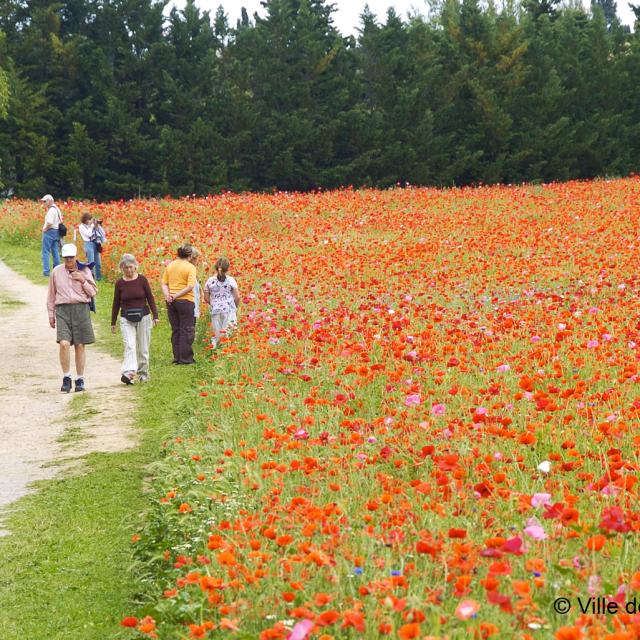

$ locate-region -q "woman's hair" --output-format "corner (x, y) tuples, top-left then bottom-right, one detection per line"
(81, 212), (93, 224)
(215, 256), (230, 282)
(119, 253), (138, 270)
(177, 243), (193, 259)
(189, 247), (200, 261)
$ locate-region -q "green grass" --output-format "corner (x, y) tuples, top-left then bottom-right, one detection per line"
(57, 395), (100, 444)
(0, 291), (24, 311)
(0, 239), (202, 639)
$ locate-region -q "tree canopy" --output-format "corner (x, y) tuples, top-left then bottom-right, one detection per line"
(0, 0), (638, 199)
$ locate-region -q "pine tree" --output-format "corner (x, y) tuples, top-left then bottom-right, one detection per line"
(591, 0), (618, 29)
(232, 0), (361, 189)
(0, 31), (9, 120)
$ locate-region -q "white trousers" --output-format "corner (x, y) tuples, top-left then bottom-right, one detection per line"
(120, 314), (152, 377)
(211, 311), (236, 345)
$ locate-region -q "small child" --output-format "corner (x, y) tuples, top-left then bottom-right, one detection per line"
(204, 257), (240, 348)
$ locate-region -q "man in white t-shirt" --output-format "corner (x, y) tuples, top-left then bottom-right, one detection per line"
(41, 194), (62, 276)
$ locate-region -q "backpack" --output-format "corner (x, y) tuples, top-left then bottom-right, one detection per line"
(76, 260), (96, 312)
(53, 206), (67, 237)
(90, 225), (105, 252)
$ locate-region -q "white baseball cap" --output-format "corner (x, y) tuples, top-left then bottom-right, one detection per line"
(61, 244), (77, 257)
(40, 194), (54, 202)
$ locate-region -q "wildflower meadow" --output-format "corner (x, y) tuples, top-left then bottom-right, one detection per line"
(4, 178), (640, 639)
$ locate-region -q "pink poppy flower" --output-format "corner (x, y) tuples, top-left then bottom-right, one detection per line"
(431, 403), (446, 416)
(524, 519), (547, 540)
(531, 493), (552, 508)
(405, 394), (421, 407)
(288, 619), (314, 640)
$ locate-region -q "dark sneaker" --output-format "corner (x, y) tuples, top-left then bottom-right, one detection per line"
(74, 378), (85, 392)
(61, 376), (72, 393)
(121, 374), (133, 385)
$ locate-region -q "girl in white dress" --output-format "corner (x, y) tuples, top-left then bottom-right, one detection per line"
(204, 257), (240, 348)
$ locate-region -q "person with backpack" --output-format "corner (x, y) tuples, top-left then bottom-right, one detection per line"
(91, 219), (106, 280)
(41, 194), (65, 277)
(47, 243), (97, 393)
(76, 212), (105, 281)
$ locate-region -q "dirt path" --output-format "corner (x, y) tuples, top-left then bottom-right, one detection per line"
(0, 259), (135, 534)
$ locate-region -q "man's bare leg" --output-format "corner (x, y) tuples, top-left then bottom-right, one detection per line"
(74, 343), (86, 377)
(59, 341), (71, 373)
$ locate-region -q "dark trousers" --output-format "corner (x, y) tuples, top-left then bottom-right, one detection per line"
(167, 300), (195, 364)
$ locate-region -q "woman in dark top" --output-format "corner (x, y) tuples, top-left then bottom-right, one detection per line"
(111, 253), (159, 384)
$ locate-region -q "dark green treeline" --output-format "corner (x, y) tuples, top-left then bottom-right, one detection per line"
(0, 0), (639, 200)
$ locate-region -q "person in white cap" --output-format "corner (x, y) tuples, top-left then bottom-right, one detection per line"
(41, 194), (63, 277)
(46, 243), (98, 393)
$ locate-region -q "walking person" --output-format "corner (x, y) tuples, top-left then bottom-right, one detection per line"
(188, 247), (202, 323)
(75, 212), (105, 281)
(111, 254), (159, 384)
(161, 244), (197, 365)
(91, 218), (106, 280)
(204, 257), (240, 349)
(47, 243), (97, 392)
(41, 194), (64, 277)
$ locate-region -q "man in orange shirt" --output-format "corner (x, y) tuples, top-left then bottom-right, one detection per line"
(161, 244), (197, 364)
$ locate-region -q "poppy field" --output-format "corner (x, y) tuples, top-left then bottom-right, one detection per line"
(4, 178), (640, 640)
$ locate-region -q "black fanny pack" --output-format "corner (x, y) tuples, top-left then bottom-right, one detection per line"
(122, 307), (145, 323)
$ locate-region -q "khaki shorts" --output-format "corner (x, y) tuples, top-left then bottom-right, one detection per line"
(56, 303), (95, 345)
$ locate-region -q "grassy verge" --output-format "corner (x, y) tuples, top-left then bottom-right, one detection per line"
(0, 239), (202, 639)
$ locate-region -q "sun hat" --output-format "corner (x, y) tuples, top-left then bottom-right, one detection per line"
(40, 194), (54, 202)
(61, 243), (77, 257)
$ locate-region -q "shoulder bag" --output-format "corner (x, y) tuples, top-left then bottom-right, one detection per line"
(56, 207), (67, 237)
